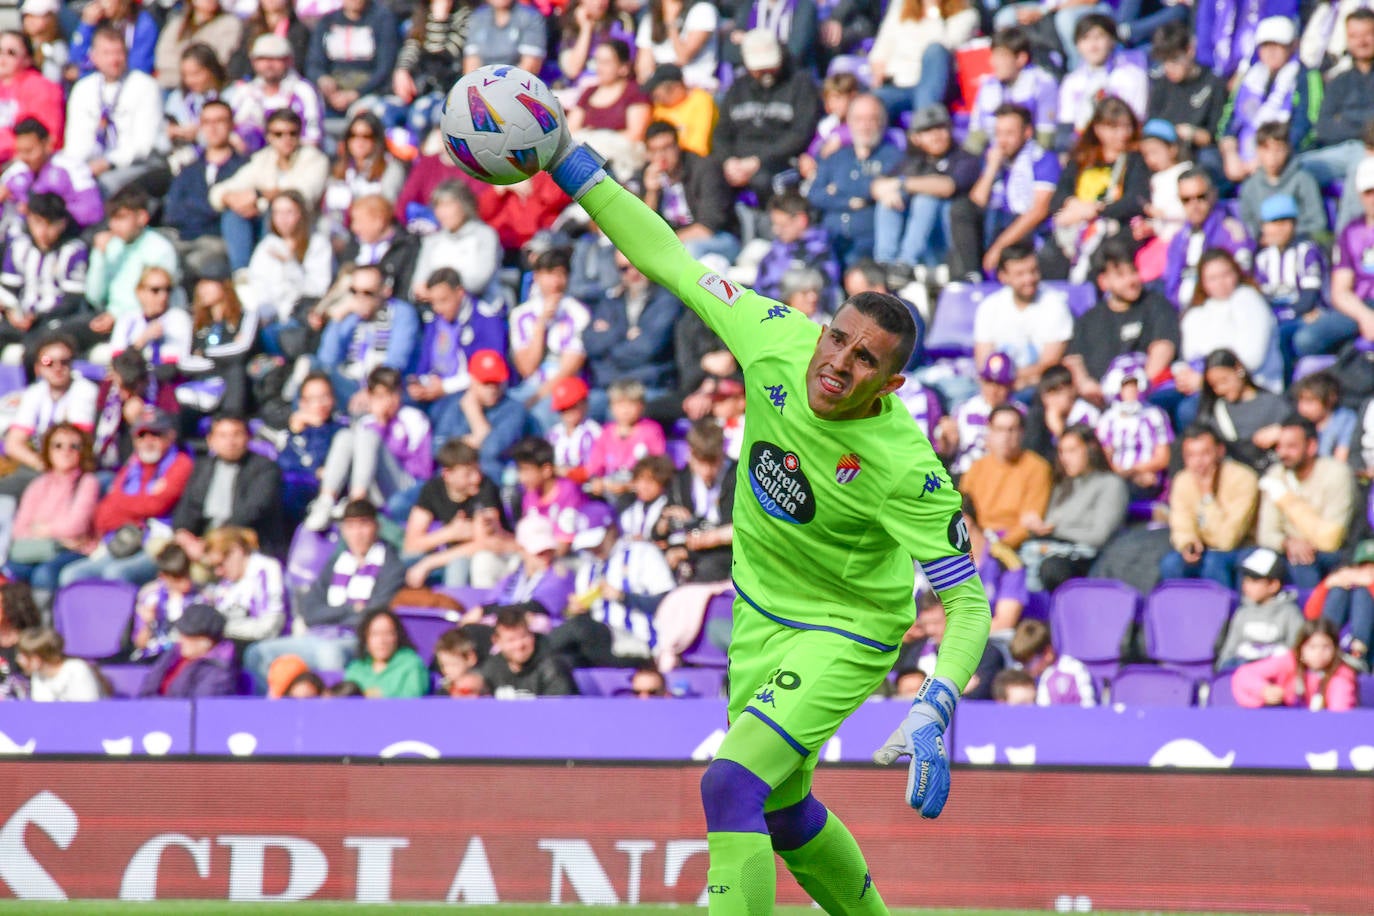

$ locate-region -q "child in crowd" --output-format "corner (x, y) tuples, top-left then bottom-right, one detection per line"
(1095, 359), (1173, 498)
(991, 668), (1038, 705)
(620, 454), (675, 540)
(1133, 119), (1191, 279)
(965, 28), (1058, 155)
(1010, 619), (1097, 707)
(514, 436), (586, 547)
(1253, 194), (1328, 372)
(507, 248), (591, 432)
(799, 72), (860, 180)
(201, 526), (287, 645)
(582, 379), (666, 500)
(1025, 364), (1099, 461)
(547, 376), (601, 477)
(1231, 618), (1358, 710)
(16, 627), (104, 701)
(434, 628), (486, 698)
(1215, 548), (1303, 671)
(1218, 17), (1318, 184)
(937, 351), (1016, 477)
(1238, 123), (1326, 241)
(1057, 14), (1148, 149)
(305, 367), (434, 531)
(131, 543), (203, 662)
(1291, 372), (1355, 463)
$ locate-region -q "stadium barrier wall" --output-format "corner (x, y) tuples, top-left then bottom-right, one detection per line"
(0, 761), (1370, 912)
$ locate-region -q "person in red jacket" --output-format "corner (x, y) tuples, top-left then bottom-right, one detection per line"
(57, 407), (194, 587)
(0, 31), (64, 164)
(477, 171), (571, 253)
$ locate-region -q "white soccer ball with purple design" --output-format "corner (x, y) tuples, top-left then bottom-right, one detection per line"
(439, 65), (564, 186)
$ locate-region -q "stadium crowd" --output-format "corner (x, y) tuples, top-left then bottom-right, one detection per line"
(0, 0), (1370, 711)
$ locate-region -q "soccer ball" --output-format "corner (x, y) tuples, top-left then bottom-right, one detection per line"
(439, 65), (564, 186)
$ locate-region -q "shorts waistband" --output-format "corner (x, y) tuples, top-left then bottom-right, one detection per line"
(732, 581), (900, 653)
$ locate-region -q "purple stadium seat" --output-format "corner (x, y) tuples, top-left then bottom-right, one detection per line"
(99, 663), (149, 698)
(573, 667), (633, 696)
(666, 667), (726, 698)
(1359, 673), (1374, 708)
(1292, 355), (1337, 383)
(72, 360), (104, 382)
(680, 590), (734, 669)
(0, 364), (24, 397)
(1042, 281), (1097, 317)
(1206, 670), (1240, 707)
(666, 438), (691, 470)
(1049, 579), (1139, 690)
(53, 581), (138, 660)
(394, 607), (462, 665)
(1022, 589), (1051, 622)
(1143, 579), (1235, 679)
(925, 283), (999, 358)
(1108, 665), (1197, 706)
(285, 527), (338, 592)
(247, 437), (279, 460)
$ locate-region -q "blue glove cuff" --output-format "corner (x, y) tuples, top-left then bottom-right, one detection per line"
(912, 675), (958, 731)
(550, 144), (607, 201)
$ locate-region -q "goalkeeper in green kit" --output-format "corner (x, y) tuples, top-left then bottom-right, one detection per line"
(542, 105), (991, 915)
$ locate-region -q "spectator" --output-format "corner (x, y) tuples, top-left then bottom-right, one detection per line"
(201, 526), (287, 645)
(1328, 159), (1374, 349)
(1136, 118), (1190, 253)
(508, 249), (590, 432)
(1257, 416), (1356, 588)
(991, 667), (1037, 705)
(89, 350), (179, 473)
(937, 351), (1016, 477)
(959, 404), (1053, 550)
(726, 0), (820, 74)
(778, 266), (832, 326)
(306, 367), (434, 530)
(1022, 364), (1099, 461)
(567, 39), (650, 179)
(476, 173), (570, 253)
(431, 349), (528, 483)
(1019, 425), (1127, 592)
(0, 334), (96, 497)
(340, 194), (420, 295)
(228, 34), (325, 150)
(464, 0), (546, 74)
(163, 101), (246, 280)
(244, 190), (333, 327)
(868, 0), (976, 120)
(973, 245), (1073, 391)
(1216, 18), (1315, 184)
(558, 0), (636, 85)
(753, 191), (840, 303)
(153, 0), (243, 89)
(1180, 249), (1283, 393)
(172, 413), (285, 559)
(70, 0), (158, 77)
(163, 45), (229, 160)
(634, 0), (720, 91)
(1291, 373), (1355, 464)
(1186, 348), (1291, 470)
(63, 25), (163, 196)
(871, 103), (979, 275)
(1043, 98), (1150, 283)
(110, 267), (193, 367)
(86, 187), (181, 346)
(16, 627), (103, 701)
(515, 435), (586, 545)
(322, 112), (405, 237)
(248, 499), (405, 681)
(342, 608), (429, 698)
(1307, 539), (1374, 671)
(583, 252), (681, 405)
(1231, 618), (1357, 710)
(1146, 22), (1227, 170)
(411, 181), (501, 303)
(316, 264), (421, 401)
(1057, 14), (1148, 149)
(22, 0), (69, 85)
(393, 129), (477, 229)
(549, 376), (601, 473)
(1164, 168), (1254, 308)
(402, 439), (511, 589)
(583, 379), (668, 500)
(228, 0), (310, 83)
(1301, 0), (1368, 69)
(1238, 124), (1325, 242)
(60, 407), (193, 587)
(1009, 618), (1096, 706)
(3, 423), (99, 597)
(307, 0), (398, 116)
(180, 277), (258, 417)
(1300, 9), (1374, 191)
(893, 601), (1004, 699)
(0, 118), (103, 233)
(460, 513), (575, 629)
(0, 31), (62, 166)
(620, 454), (674, 541)
(1096, 359), (1173, 497)
(129, 547), (202, 660)
(209, 109), (330, 274)
(478, 604), (576, 697)
(407, 265), (504, 412)
(965, 28), (1057, 155)
(1162, 423), (1259, 586)
(434, 628), (485, 697)
(641, 120), (739, 263)
(712, 29), (819, 204)
(644, 64), (716, 158)
(0, 193), (90, 357)
(629, 667), (670, 697)
(0, 582), (39, 698)
(270, 371), (344, 526)
(1252, 194), (1331, 366)
(1065, 240), (1178, 404)
(819, 0), (884, 60)
(389, 0), (473, 135)
(1214, 547), (1303, 671)
(136, 602), (238, 699)
(964, 104), (1059, 278)
(807, 94), (903, 265)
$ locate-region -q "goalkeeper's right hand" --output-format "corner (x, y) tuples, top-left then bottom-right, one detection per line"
(873, 675), (958, 818)
(545, 96), (607, 202)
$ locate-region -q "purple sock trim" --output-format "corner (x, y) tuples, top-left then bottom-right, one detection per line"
(764, 793), (829, 852)
(700, 759), (770, 834)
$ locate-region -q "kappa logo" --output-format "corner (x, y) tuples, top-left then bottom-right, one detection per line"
(921, 471), (943, 495)
(697, 272), (744, 307)
(835, 453), (861, 484)
(761, 303), (791, 322)
(764, 384), (787, 414)
(753, 688), (776, 707)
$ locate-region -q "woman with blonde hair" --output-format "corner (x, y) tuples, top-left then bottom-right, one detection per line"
(869, 0), (978, 118)
(201, 526), (286, 644)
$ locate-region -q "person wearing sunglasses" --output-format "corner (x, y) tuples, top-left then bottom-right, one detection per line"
(86, 186), (182, 342)
(1162, 167), (1255, 308)
(228, 33), (324, 151)
(314, 263), (419, 406)
(110, 266), (193, 368)
(3, 423), (99, 602)
(1, 333), (97, 498)
(321, 111), (404, 239)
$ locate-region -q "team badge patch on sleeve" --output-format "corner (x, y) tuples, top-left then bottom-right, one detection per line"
(698, 272), (744, 307)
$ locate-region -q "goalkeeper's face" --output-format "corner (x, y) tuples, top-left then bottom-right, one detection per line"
(805, 306), (905, 421)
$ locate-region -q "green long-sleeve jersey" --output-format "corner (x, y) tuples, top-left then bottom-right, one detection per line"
(578, 178), (990, 690)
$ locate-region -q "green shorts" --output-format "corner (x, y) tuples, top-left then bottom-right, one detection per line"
(723, 597), (896, 782)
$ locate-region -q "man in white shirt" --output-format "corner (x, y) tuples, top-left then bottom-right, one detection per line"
(63, 25), (163, 197)
(972, 244), (1073, 392)
(1, 332), (97, 496)
(227, 34), (326, 151)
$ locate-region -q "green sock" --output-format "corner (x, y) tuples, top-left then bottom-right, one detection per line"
(777, 812), (889, 915)
(706, 831), (776, 915)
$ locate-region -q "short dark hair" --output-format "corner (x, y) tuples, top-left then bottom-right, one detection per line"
(769, 190), (810, 218)
(1037, 364), (1073, 395)
(686, 417), (725, 460)
(298, 370), (334, 399)
(1254, 121), (1289, 147)
(111, 349), (149, 390)
(511, 435), (555, 468)
(1073, 12), (1118, 43)
(13, 117), (48, 143)
(435, 628), (477, 657)
(1151, 20), (1191, 59)
(107, 186), (150, 215)
(436, 438), (481, 469)
(1181, 423), (1222, 445)
(202, 98), (233, 120)
(531, 248), (571, 273)
(366, 366), (402, 393)
(632, 453), (676, 486)
(426, 266), (464, 290)
(155, 543), (192, 578)
(1292, 371), (1341, 409)
(644, 120), (678, 144)
(991, 668), (1036, 701)
(989, 403), (1024, 429)
(991, 26), (1032, 58)
(1096, 237), (1138, 273)
(286, 671), (326, 695)
(992, 103), (1033, 129)
(355, 608), (413, 659)
(26, 191), (69, 224)
(837, 292), (917, 373)
(997, 243), (1037, 270)
(33, 330), (76, 359)
(845, 257), (887, 291)
(211, 412), (249, 432)
(341, 498), (379, 521)
(266, 107), (302, 130)
(1281, 414), (1318, 441)
(1350, 7), (1374, 26)
(1178, 166), (1213, 190)
(494, 606), (529, 631)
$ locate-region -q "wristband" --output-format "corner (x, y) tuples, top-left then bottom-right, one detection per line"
(550, 144), (608, 201)
(909, 675), (958, 730)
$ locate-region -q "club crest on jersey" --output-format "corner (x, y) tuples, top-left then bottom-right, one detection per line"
(835, 453), (861, 484)
(749, 441), (816, 524)
(698, 272), (743, 307)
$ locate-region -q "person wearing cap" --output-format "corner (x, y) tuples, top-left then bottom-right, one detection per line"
(1238, 123), (1325, 242)
(0, 32), (61, 167)
(727, 0), (821, 73)
(69, 0), (158, 78)
(305, 0), (398, 116)
(63, 25), (163, 197)
(1056, 13), (1148, 148)
(1216, 17), (1316, 184)
(408, 265), (507, 417)
(966, 103), (1060, 277)
(547, 375), (602, 474)
(873, 103), (980, 275)
(136, 603), (238, 699)
(1252, 194), (1331, 368)
(20, 0), (70, 85)
(305, 367), (434, 531)
(1328, 155), (1374, 346)
(458, 514), (576, 633)
(1301, 9), (1374, 190)
(959, 404), (1053, 551)
(1094, 355), (1173, 498)
(0, 192), (90, 357)
(868, 0), (975, 123)
(225, 33), (325, 150)
(634, 0), (721, 92)
(713, 28), (819, 203)
(248, 499), (406, 684)
(430, 348), (529, 483)
(641, 121), (740, 264)
(1305, 539), (1374, 671)
(1136, 118), (1190, 251)
(1256, 416), (1356, 589)
(644, 64), (716, 159)
(1163, 168), (1254, 308)
(508, 249), (592, 433)
(402, 439), (512, 590)
(807, 94), (902, 266)
(1213, 547), (1303, 672)
(1146, 23), (1227, 166)
(935, 351), (1018, 477)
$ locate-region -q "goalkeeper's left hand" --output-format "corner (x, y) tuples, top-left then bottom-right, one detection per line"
(873, 675), (958, 818)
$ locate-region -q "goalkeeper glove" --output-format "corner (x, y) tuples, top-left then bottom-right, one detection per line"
(873, 675), (958, 818)
(544, 96), (607, 201)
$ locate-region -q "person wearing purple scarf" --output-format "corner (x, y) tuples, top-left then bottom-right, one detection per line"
(1163, 168), (1254, 307)
(447, 514), (575, 630)
(1196, 0), (1298, 79)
